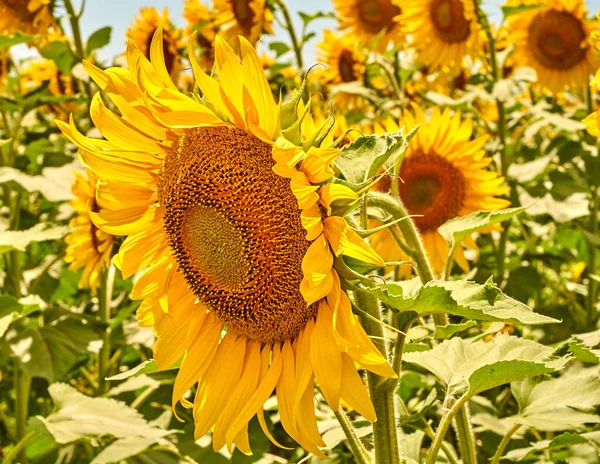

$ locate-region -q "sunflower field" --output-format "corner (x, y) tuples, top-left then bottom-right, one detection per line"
(1, 0), (600, 462)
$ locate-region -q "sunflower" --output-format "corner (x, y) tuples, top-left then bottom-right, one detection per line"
(126, 7), (182, 79)
(584, 72), (600, 136)
(213, 0), (273, 47)
(0, 0), (54, 35)
(370, 105), (511, 275)
(334, 0), (403, 50)
(20, 59), (73, 97)
(505, 0), (600, 93)
(184, 0), (217, 72)
(64, 170), (114, 292)
(400, 0), (481, 74)
(57, 30), (395, 456)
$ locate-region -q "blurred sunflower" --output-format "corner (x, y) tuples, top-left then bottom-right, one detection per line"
(584, 72), (600, 135)
(183, 0), (217, 71)
(317, 29), (366, 108)
(64, 171), (114, 292)
(20, 59), (73, 97)
(401, 0), (480, 74)
(126, 7), (182, 79)
(334, 0), (403, 50)
(505, 0), (599, 93)
(0, 51), (11, 91)
(57, 30), (394, 456)
(0, 0), (54, 35)
(370, 106), (511, 275)
(213, 0), (273, 47)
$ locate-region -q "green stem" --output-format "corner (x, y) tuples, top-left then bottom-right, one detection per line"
(97, 264), (115, 396)
(422, 423), (459, 464)
(334, 408), (373, 464)
(274, 0), (304, 72)
(3, 430), (37, 464)
(453, 404), (477, 464)
(63, 0), (85, 59)
(14, 362), (32, 463)
(491, 423), (521, 464)
(587, 186), (599, 324)
(355, 292), (400, 464)
(426, 395), (468, 464)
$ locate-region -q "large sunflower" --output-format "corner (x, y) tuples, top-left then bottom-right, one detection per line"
(401, 0), (480, 74)
(505, 0), (599, 93)
(370, 106), (511, 275)
(64, 170), (114, 292)
(0, 0), (54, 35)
(126, 7), (182, 79)
(57, 30), (394, 456)
(183, 0), (217, 72)
(213, 0), (273, 47)
(333, 0), (403, 50)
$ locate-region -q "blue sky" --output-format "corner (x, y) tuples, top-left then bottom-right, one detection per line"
(12, 0), (600, 65)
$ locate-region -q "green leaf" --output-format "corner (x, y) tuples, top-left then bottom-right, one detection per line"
(434, 320), (477, 339)
(0, 223), (70, 254)
(335, 130), (408, 185)
(9, 319), (99, 382)
(509, 367), (600, 431)
(86, 26), (112, 56)
(0, 32), (35, 50)
(504, 431), (600, 461)
(0, 294), (44, 337)
(403, 334), (568, 398)
(40, 41), (77, 74)
(554, 330), (600, 365)
(268, 41), (290, 58)
(32, 383), (173, 445)
(501, 4), (542, 18)
(107, 358), (182, 380)
(91, 436), (159, 464)
(438, 207), (526, 245)
(0, 165), (77, 202)
(363, 278), (559, 325)
(297, 11), (334, 27)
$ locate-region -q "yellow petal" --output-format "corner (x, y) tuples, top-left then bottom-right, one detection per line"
(323, 217), (384, 266)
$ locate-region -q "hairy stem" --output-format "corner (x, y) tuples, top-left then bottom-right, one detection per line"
(334, 408), (373, 464)
(97, 264), (115, 396)
(14, 362), (32, 463)
(427, 396), (468, 464)
(491, 423), (521, 464)
(587, 186), (599, 325)
(453, 403), (477, 464)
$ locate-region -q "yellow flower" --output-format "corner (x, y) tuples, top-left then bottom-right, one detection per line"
(213, 0), (273, 47)
(401, 0), (481, 74)
(0, 0), (54, 35)
(584, 70), (600, 136)
(57, 31), (394, 456)
(64, 171), (114, 292)
(370, 105), (511, 275)
(126, 7), (182, 79)
(505, 0), (600, 93)
(184, 0), (217, 71)
(20, 59), (73, 97)
(334, 0), (403, 50)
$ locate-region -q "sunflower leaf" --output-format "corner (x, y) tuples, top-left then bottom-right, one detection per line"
(40, 41), (77, 74)
(86, 26), (112, 56)
(358, 278), (559, 325)
(501, 4), (543, 19)
(438, 206), (527, 245)
(107, 358), (182, 380)
(335, 130), (408, 185)
(0, 223), (70, 254)
(403, 334), (568, 399)
(503, 431), (600, 462)
(0, 33), (35, 50)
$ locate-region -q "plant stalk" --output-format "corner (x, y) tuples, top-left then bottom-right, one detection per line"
(97, 264), (115, 396)
(14, 362), (32, 463)
(491, 423), (521, 464)
(426, 395), (468, 464)
(334, 409), (373, 464)
(3, 430), (37, 464)
(587, 186), (599, 324)
(453, 403), (477, 464)
(274, 0), (304, 72)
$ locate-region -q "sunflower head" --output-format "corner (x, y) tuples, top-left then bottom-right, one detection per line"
(505, 0), (600, 93)
(371, 105), (511, 274)
(213, 0), (273, 47)
(57, 30), (394, 456)
(401, 0), (480, 74)
(64, 170), (114, 292)
(126, 7), (182, 79)
(0, 0), (54, 35)
(20, 58), (73, 97)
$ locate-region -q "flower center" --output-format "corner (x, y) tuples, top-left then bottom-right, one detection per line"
(357, 0), (400, 34)
(231, 0), (255, 31)
(398, 153), (466, 232)
(159, 126), (319, 344)
(0, 0), (37, 21)
(338, 49), (358, 82)
(429, 0), (470, 43)
(528, 9), (586, 70)
(144, 28), (177, 76)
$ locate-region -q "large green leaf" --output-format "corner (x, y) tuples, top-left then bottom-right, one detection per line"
(0, 32), (35, 49)
(40, 41), (77, 74)
(0, 294), (44, 337)
(0, 165), (76, 202)
(361, 278), (558, 324)
(508, 367), (600, 431)
(503, 431), (600, 461)
(335, 130), (408, 185)
(0, 223), (70, 254)
(108, 358), (182, 380)
(86, 26), (112, 56)
(403, 334), (568, 398)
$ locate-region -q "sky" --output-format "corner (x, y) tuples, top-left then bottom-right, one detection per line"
(11, 0), (600, 66)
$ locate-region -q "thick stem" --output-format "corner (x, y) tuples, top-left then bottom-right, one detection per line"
(355, 292), (400, 464)
(63, 0), (85, 59)
(274, 0), (304, 72)
(97, 264), (115, 396)
(491, 423), (521, 464)
(453, 404), (477, 464)
(587, 186), (599, 325)
(3, 430), (37, 464)
(334, 409), (373, 464)
(14, 362), (32, 463)
(426, 395), (468, 464)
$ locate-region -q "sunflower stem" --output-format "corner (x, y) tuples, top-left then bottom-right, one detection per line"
(453, 403), (477, 464)
(274, 0), (304, 72)
(97, 264), (115, 396)
(13, 361), (31, 463)
(355, 292), (400, 464)
(333, 409), (373, 464)
(587, 185), (599, 325)
(427, 395), (468, 464)
(491, 423), (521, 464)
(64, 0), (92, 98)
(3, 430), (37, 464)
